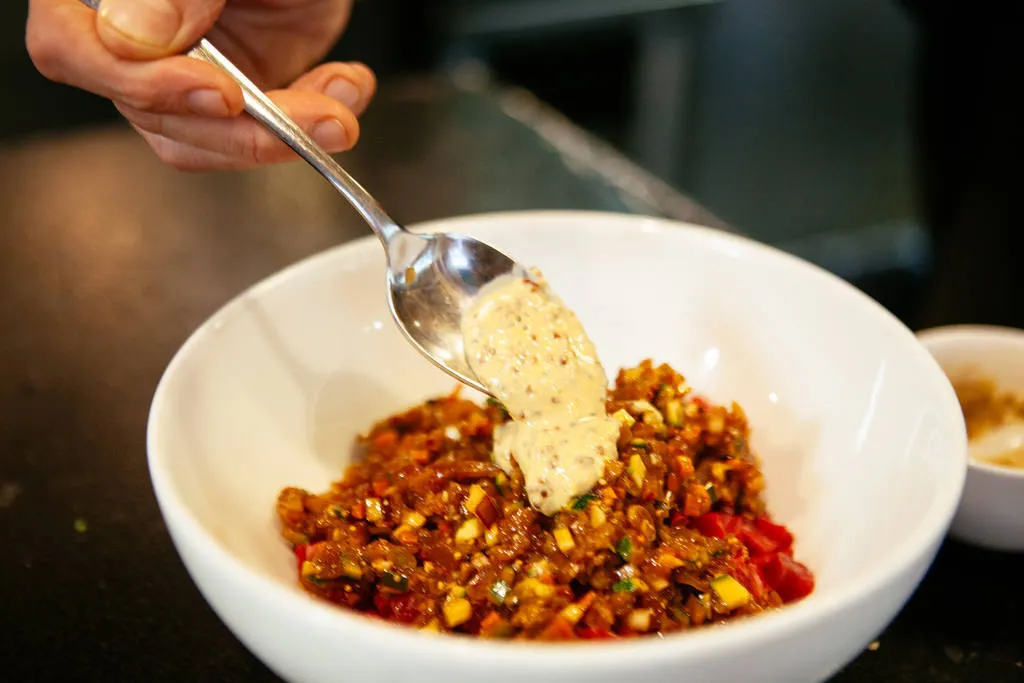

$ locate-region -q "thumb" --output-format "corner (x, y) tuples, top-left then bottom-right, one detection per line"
(96, 0), (225, 60)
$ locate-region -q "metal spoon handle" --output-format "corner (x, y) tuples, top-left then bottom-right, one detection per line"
(77, 0), (402, 245)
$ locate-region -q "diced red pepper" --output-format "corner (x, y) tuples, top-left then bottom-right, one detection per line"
(371, 478), (389, 498)
(329, 589), (359, 607)
(754, 517), (794, 552)
(474, 493), (500, 526)
(731, 560), (767, 600)
(392, 594), (418, 623)
(577, 627), (616, 640)
(757, 553), (815, 603)
(540, 615), (576, 640)
(372, 430), (398, 450)
(692, 512), (739, 538)
(374, 592), (418, 623)
(410, 449), (431, 466)
(479, 611), (503, 633)
(691, 513), (802, 566)
(682, 487), (710, 517)
(736, 523), (779, 556)
(294, 544), (308, 572)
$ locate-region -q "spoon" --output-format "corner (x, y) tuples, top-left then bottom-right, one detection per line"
(78, 0), (526, 397)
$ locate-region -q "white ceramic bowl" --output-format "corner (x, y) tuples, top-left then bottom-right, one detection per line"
(148, 211), (967, 683)
(917, 325), (1024, 552)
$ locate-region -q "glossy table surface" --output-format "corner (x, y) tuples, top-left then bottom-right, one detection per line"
(0, 76), (1020, 682)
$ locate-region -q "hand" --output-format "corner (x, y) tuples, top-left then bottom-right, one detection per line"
(26, 0), (376, 170)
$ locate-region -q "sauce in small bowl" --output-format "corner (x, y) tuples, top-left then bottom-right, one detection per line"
(953, 376), (1024, 470)
(918, 325), (1024, 553)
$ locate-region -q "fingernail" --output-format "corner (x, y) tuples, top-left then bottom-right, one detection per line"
(311, 120), (348, 150)
(325, 78), (362, 109)
(186, 89), (230, 117)
(98, 0), (181, 48)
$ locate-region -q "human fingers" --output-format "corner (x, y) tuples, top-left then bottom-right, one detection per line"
(27, 0), (243, 117)
(289, 61), (377, 117)
(117, 89), (361, 169)
(131, 126), (253, 171)
(95, 0), (225, 61)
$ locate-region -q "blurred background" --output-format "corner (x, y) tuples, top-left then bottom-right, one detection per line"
(2, 0), (925, 319)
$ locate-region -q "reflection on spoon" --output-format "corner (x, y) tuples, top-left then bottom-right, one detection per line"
(968, 421), (1024, 469)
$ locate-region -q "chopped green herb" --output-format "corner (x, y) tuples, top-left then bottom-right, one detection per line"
(615, 536), (633, 562)
(668, 605), (690, 626)
(489, 579), (511, 605)
(73, 518), (88, 533)
(571, 493), (597, 511)
(630, 439), (650, 451)
(380, 571), (409, 592)
(612, 578), (636, 593)
(486, 397), (510, 418)
(704, 482), (718, 503)
(339, 555), (364, 580)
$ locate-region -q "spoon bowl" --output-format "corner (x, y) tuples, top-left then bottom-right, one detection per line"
(385, 230), (528, 395)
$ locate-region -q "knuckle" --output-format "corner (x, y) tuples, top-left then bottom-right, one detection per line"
(155, 145), (198, 172)
(120, 107), (164, 138)
(25, 22), (66, 82)
(135, 128), (184, 169)
(235, 126), (262, 165)
(241, 127), (278, 166)
(117, 80), (161, 112)
(168, 157), (200, 172)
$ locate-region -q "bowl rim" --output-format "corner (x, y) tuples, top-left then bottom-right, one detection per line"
(917, 324), (1024, 480)
(147, 209), (968, 669)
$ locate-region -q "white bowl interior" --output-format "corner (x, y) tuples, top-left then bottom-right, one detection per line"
(149, 212), (966, 681)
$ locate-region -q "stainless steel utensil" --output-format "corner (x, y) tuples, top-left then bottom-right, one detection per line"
(78, 0), (530, 395)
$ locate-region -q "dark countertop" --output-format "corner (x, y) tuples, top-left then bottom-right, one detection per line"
(0, 76), (1020, 682)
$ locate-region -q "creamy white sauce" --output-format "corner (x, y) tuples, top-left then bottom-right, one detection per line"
(461, 270), (619, 515)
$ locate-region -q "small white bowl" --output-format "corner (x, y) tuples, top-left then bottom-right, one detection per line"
(148, 211), (967, 683)
(917, 325), (1024, 552)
